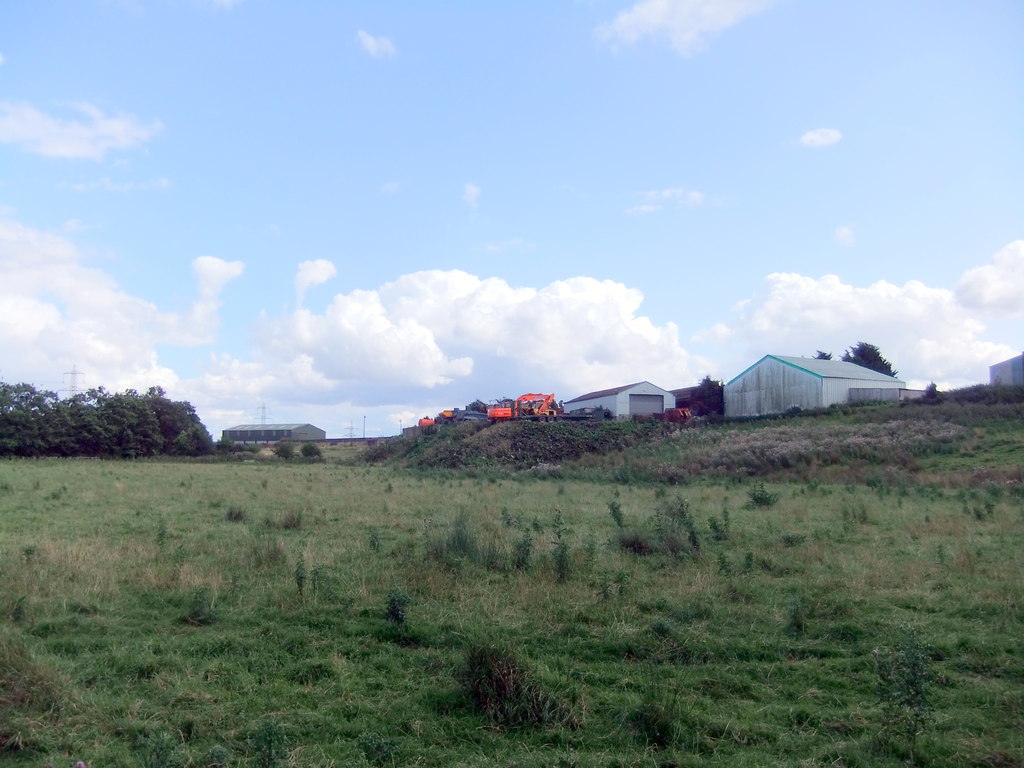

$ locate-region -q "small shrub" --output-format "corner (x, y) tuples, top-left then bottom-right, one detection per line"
(273, 442), (295, 460)
(138, 731), (181, 768)
(626, 686), (682, 749)
(368, 530), (382, 552)
(786, 600), (808, 635)
(182, 587), (217, 626)
(294, 555), (306, 596)
(512, 532), (533, 571)
(250, 536), (287, 568)
(708, 509), (730, 541)
(225, 506), (247, 523)
(458, 644), (579, 729)
(874, 625), (932, 744)
(247, 719), (288, 768)
(358, 731), (399, 767)
(300, 442), (322, 459)
(278, 510), (303, 530)
(780, 533), (806, 547)
(616, 530), (656, 556)
(202, 745), (231, 767)
(746, 482), (780, 508)
(385, 589), (409, 626)
(608, 500), (625, 528)
(552, 512), (571, 582)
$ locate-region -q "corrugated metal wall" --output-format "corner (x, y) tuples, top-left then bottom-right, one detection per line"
(725, 357), (822, 417)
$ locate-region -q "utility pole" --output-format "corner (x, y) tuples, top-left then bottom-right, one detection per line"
(363, 415), (366, 438)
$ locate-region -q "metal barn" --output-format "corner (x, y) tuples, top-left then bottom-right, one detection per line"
(725, 355), (906, 418)
(221, 423), (327, 444)
(990, 353), (1024, 385)
(563, 381), (674, 419)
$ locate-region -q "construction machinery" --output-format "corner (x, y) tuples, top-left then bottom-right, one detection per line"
(487, 393), (562, 421)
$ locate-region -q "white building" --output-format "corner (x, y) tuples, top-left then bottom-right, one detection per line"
(725, 355), (907, 418)
(563, 381), (674, 419)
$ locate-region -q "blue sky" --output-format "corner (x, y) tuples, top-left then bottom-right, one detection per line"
(1, 0), (1022, 437)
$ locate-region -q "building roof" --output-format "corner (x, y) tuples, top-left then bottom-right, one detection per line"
(223, 423), (321, 432)
(565, 381), (660, 404)
(729, 355), (905, 386)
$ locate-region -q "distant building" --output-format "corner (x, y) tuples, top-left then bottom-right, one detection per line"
(990, 353), (1024, 385)
(564, 381), (674, 419)
(725, 355), (908, 418)
(221, 423), (326, 444)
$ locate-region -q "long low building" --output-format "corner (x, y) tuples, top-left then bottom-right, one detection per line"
(725, 355), (907, 418)
(222, 423), (326, 444)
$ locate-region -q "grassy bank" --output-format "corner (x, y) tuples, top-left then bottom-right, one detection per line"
(1, 456), (1022, 767)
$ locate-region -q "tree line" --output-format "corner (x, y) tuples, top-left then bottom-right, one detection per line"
(0, 382), (213, 458)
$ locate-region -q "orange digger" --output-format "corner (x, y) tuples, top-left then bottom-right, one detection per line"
(487, 393), (563, 421)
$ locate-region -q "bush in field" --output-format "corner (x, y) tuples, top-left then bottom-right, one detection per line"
(182, 587), (217, 626)
(273, 442), (295, 460)
(874, 625), (932, 745)
(458, 644), (579, 729)
(300, 442), (322, 459)
(247, 719), (288, 768)
(746, 482), (779, 508)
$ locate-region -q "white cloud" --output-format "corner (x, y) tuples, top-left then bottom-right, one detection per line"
(62, 177), (171, 192)
(0, 215), (241, 392)
(597, 0), (774, 56)
(0, 53), (6, 66)
(700, 254), (1019, 387)
(954, 241), (1024, 317)
(627, 187), (704, 215)
(835, 226), (855, 246)
(462, 182), (481, 207)
(0, 101), (162, 160)
(294, 259), (337, 307)
(357, 29), (397, 59)
(800, 128), (842, 148)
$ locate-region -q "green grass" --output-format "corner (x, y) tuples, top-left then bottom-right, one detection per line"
(1, 410), (1022, 766)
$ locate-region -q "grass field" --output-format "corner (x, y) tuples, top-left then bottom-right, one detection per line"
(1, 407), (1022, 766)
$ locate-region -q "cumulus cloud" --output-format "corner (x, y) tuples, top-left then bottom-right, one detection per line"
(0, 101), (162, 160)
(835, 226), (855, 246)
(462, 182), (481, 207)
(357, 29), (397, 58)
(209, 269), (710, 410)
(294, 259), (337, 307)
(954, 241), (1024, 317)
(700, 256), (1018, 387)
(0, 215), (241, 391)
(800, 128), (842, 148)
(597, 0), (775, 56)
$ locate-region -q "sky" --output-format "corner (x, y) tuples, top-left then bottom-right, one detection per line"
(1, 0), (1022, 438)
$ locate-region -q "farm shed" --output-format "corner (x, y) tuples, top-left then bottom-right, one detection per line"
(725, 355), (907, 418)
(564, 381), (674, 419)
(221, 423), (326, 444)
(990, 352), (1024, 385)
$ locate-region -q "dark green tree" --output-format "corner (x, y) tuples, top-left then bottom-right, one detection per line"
(814, 350), (832, 360)
(691, 376), (724, 416)
(841, 342), (898, 377)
